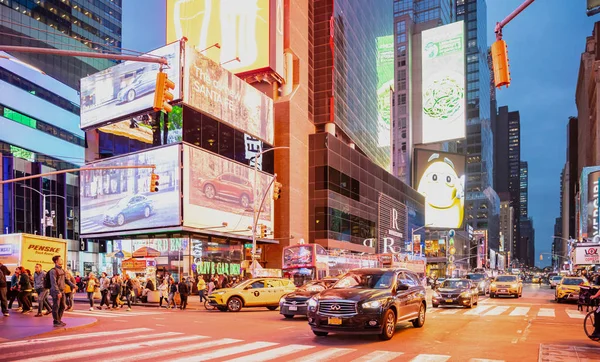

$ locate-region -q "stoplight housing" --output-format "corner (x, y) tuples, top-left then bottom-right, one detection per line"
(491, 40), (510, 88)
(149, 171), (160, 192)
(259, 224), (267, 238)
(153, 72), (175, 113)
(273, 181), (282, 200)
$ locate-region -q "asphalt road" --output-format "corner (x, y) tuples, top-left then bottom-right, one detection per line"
(2, 284), (600, 361)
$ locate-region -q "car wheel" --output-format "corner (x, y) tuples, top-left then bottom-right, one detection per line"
(266, 306), (278, 311)
(143, 206), (151, 218)
(126, 89), (136, 102)
(204, 184), (216, 199)
(117, 213), (125, 226)
(313, 331), (328, 337)
(283, 314), (294, 319)
(379, 309), (396, 340)
(240, 194), (250, 208)
(412, 303), (426, 328)
(227, 297), (243, 312)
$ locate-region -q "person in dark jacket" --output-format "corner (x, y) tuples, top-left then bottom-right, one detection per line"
(0, 263), (10, 316)
(8, 268), (20, 310)
(168, 279), (177, 309)
(178, 277), (189, 310)
(33, 264), (52, 317)
(109, 276), (121, 309)
(49, 255), (75, 327)
(17, 267), (33, 313)
(121, 274), (133, 311)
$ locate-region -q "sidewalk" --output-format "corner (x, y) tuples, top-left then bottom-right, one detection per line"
(0, 310), (97, 341)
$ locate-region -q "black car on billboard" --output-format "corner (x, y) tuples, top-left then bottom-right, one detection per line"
(279, 278), (338, 319)
(307, 268), (427, 340)
(432, 278), (479, 308)
(103, 194), (154, 226)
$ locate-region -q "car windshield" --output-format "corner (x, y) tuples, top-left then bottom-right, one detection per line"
(495, 276), (517, 282)
(562, 278), (584, 285)
(300, 281), (326, 292)
(466, 274), (485, 281)
(116, 197), (134, 207)
(333, 271), (395, 289)
(441, 280), (470, 289)
(551, 276), (563, 281)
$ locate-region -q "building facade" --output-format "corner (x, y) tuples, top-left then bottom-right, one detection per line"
(499, 199), (513, 259)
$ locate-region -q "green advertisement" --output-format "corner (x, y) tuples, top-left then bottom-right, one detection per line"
(376, 35), (394, 148)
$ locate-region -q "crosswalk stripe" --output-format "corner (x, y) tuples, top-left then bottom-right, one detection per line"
(169, 342), (279, 362)
(409, 354), (451, 362)
(439, 309), (460, 314)
(225, 344), (315, 362)
(537, 308), (555, 317)
(288, 347), (355, 362)
(109, 338), (242, 362)
(566, 310), (586, 319)
(15, 335), (206, 362)
(351, 350), (404, 362)
(66, 310), (160, 318)
(483, 306), (509, 316)
(65, 311), (121, 318)
(509, 307), (529, 316)
(0, 328), (152, 348)
(464, 305), (493, 315)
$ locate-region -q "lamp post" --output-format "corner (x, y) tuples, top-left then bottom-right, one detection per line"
(19, 184), (65, 237)
(410, 224), (432, 256)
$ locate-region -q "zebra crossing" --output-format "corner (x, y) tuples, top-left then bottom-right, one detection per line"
(0, 328), (507, 362)
(64, 308), (167, 318)
(427, 304), (588, 319)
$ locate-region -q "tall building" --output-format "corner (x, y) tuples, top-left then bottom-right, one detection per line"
(520, 218), (535, 267)
(520, 161), (528, 219)
(499, 198), (513, 259)
(0, 0), (122, 89)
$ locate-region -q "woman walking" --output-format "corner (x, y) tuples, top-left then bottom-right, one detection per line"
(120, 274), (133, 311)
(85, 272), (99, 311)
(17, 267), (33, 314)
(167, 279), (177, 309)
(97, 272), (110, 310)
(158, 279), (169, 308)
(65, 270), (77, 311)
(109, 276), (121, 309)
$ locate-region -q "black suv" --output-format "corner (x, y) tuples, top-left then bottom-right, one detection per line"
(306, 268), (427, 340)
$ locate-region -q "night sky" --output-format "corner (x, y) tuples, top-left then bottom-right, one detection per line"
(122, 1), (598, 267)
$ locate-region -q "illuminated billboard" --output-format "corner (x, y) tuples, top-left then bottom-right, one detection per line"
(183, 144), (273, 234)
(167, 0), (284, 77)
(80, 145), (181, 235)
(421, 21), (465, 144)
(184, 46), (274, 144)
(413, 148), (465, 229)
(80, 42), (182, 130)
(376, 35), (393, 150)
(579, 166), (600, 239)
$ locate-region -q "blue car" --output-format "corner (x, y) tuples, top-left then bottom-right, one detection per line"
(103, 194), (154, 226)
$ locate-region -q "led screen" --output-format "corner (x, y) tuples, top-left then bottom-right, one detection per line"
(376, 35), (393, 150)
(80, 145), (181, 235)
(80, 42), (182, 130)
(421, 21), (466, 144)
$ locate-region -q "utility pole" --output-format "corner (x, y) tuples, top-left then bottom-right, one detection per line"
(0, 165), (155, 185)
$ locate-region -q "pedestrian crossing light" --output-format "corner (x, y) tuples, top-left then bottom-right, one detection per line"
(259, 224), (267, 238)
(491, 40), (511, 88)
(150, 171), (159, 193)
(273, 181), (282, 201)
(153, 72), (175, 113)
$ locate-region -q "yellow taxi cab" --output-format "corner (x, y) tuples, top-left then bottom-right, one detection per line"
(208, 278), (296, 312)
(555, 276), (589, 303)
(489, 274), (523, 298)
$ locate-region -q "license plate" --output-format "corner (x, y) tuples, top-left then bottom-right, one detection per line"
(328, 317), (342, 325)
(289, 306), (297, 311)
(446, 299), (453, 303)
(499, 289), (507, 292)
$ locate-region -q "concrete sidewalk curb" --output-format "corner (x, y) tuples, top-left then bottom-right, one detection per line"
(0, 312), (98, 341)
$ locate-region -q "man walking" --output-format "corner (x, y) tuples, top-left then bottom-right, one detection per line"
(178, 277), (189, 310)
(33, 264), (51, 317)
(97, 272), (110, 310)
(0, 263), (10, 316)
(49, 255), (75, 327)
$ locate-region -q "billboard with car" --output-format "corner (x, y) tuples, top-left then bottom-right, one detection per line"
(80, 42), (182, 130)
(183, 144), (273, 234)
(80, 144), (181, 235)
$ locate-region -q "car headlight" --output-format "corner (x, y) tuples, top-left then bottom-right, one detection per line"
(490, 283), (496, 288)
(432, 291), (440, 298)
(307, 297), (318, 308)
(212, 291), (226, 295)
(460, 292), (471, 298)
(511, 284), (518, 288)
(362, 300), (383, 309)
(279, 296), (287, 305)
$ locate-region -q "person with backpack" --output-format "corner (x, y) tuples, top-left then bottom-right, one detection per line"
(17, 266), (33, 314)
(48, 255), (75, 327)
(33, 264), (51, 317)
(0, 263), (10, 316)
(178, 277), (189, 310)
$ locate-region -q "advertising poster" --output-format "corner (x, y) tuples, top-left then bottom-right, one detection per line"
(21, 236), (67, 273)
(413, 149), (465, 229)
(376, 35), (393, 150)
(167, 0), (284, 77)
(579, 166), (600, 239)
(377, 194), (408, 254)
(80, 42), (182, 130)
(0, 234), (21, 268)
(421, 21), (466, 144)
(80, 145), (181, 235)
(575, 246), (600, 265)
(183, 144), (273, 233)
(184, 46), (274, 144)
(473, 229), (488, 269)
(587, 170), (600, 239)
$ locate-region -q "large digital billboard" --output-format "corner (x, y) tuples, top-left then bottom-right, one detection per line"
(80, 42), (182, 130)
(80, 145), (181, 235)
(167, 0), (284, 77)
(376, 35), (393, 150)
(413, 148), (465, 229)
(579, 166), (600, 239)
(421, 21), (465, 144)
(183, 144), (273, 234)
(184, 46), (274, 144)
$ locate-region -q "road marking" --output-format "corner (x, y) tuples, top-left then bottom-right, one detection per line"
(469, 359), (505, 362)
(409, 354), (451, 362)
(483, 306), (510, 316)
(109, 338), (242, 362)
(439, 309), (460, 314)
(464, 305), (493, 315)
(351, 350), (404, 362)
(509, 307), (529, 316)
(537, 308), (555, 317)
(0, 328), (152, 348)
(169, 342), (279, 362)
(225, 344), (314, 362)
(65, 310), (162, 318)
(288, 348), (355, 362)
(566, 310), (586, 319)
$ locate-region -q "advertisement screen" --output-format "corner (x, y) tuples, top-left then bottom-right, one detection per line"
(421, 21), (465, 144)
(579, 166), (600, 239)
(80, 42), (182, 130)
(80, 145), (181, 235)
(413, 148), (465, 229)
(376, 35), (393, 150)
(184, 46), (274, 144)
(167, 0), (283, 77)
(183, 144), (273, 234)
(575, 246), (600, 265)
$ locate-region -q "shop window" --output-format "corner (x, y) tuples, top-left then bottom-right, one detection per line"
(219, 123), (235, 160)
(201, 116), (219, 152)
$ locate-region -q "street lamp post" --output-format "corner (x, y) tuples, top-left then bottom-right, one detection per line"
(19, 184), (65, 237)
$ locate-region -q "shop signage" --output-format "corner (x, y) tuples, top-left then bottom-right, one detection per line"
(195, 261), (241, 276)
(21, 237), (67, 273)
(377, 194), (408, 254)
(575, 246), (600, 265)
(0, 244), (13, 256)
(122, 259), (147, 269)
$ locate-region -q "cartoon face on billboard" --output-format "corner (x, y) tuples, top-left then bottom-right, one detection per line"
(416, 153), (465, 229)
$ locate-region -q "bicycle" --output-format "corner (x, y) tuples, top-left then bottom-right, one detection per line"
(203, 299), (217, 311)
(584, 297), (600, 341)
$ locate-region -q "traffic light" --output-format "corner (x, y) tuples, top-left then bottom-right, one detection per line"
(273, 181), (282, 200)
(259, 224), (267, 238)
(153, 72), (175, 113)
(149, 171), (160, 192)
(491, 40), (510, 88)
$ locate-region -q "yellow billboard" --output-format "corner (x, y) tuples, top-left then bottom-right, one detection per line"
(21, 235), (67, 273)
(166, 0), (283, 77)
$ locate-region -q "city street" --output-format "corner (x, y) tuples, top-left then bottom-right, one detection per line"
(1, 284), (598, 361)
